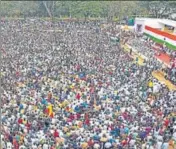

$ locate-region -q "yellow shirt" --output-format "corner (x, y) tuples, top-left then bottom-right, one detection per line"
(148, 81), (153, 88)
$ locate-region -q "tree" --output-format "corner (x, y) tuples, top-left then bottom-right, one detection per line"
(42, 1), (56, 17)
(1, 1), (174, 20)
(106, 1), (148, 21)
(148, 1), (176, 18)
(36, 1), (56, 17)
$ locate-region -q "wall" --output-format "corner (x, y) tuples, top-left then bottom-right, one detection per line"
(135, 18), (163, 33)
(144, 19), (163, 29)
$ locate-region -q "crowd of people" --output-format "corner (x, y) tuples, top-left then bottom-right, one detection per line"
(127, 35), (176, 86)
(1, 19), (176, 149)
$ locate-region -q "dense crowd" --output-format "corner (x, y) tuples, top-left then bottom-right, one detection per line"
(1, 19), (176, 149)
(128, 36), (176, 85)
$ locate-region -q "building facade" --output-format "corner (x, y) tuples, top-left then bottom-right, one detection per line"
(134, 18), (176, 50)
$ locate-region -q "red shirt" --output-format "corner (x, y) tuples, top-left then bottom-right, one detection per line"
(76, 113), (81, 119)
(88, 139), (94, 147)
(13, 139), (19, 149)
(84, 119), (90, 125)
(18, 118), (23, 124)
(25, 122), (31, 130)
(69, 114), (74, 120)
(121, 140), (127, 146)
(164, 119), (169, 127)
(53, 130), (59, 138)
(76, 93), (81, 100)
(44, 108), (49, 115)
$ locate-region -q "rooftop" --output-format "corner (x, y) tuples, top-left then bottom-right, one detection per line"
(135, 18), (159, 21)
(135, 18), (176, 27)
(158, 19), (176, 27)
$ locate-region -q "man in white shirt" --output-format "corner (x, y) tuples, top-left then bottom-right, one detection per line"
(93, 143), (100, 149)
(156, 141), (162, 149)
(7, 142), (13, 149)
(104, 142), (112, 149)
(43, 143), (49, 149)
(129, 139), (136, 147)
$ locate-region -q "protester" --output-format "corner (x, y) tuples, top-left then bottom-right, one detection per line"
(1, 18), (176, 149)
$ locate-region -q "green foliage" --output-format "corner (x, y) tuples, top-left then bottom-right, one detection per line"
(1, 1), (175, 20)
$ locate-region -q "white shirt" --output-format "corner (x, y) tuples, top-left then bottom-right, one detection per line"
(156, 141), (162, 149)
(93, 143), (100, 149)
(32, 145), (37, 149)
(7, 142), (13, 149)
(129, 139), (136, 146)
(104, 142), (112, 149)
(43, 144), (49, 149)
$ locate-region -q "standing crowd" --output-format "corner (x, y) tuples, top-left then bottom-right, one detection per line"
(1, 19), (176, 149)
(128, 36), (176, 85)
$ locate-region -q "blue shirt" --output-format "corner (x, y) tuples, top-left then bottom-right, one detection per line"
(19, 104), (24, 110)
(124, 127), (129, 134)
(93, 135), (100, 141)
(41, 98), (47, 105)
(74, 106), (80, 113)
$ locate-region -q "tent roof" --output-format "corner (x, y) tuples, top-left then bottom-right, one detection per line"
(135, 18), (176, 27)
(158, 19), (176, 27)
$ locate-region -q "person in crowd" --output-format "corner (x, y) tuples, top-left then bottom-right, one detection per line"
(1, 18), (176, 149)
